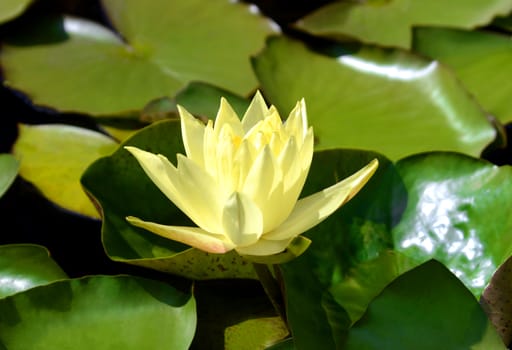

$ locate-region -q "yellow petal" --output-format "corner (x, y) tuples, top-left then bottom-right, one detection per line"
(235, 236), (294, 256)
(263, 159), (379, 241)
(178, 105), (205, 167)
(126, 216), (235, 254)
(215, 98), (243, 136)
(221, 192), (263, 246)
(241, 90), (269, 132)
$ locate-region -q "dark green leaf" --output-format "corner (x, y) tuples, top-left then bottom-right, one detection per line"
(344, 260), (506, 349)
(0, 244), (67, 299)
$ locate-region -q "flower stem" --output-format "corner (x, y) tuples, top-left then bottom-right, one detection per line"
(252, 263), (287, 322)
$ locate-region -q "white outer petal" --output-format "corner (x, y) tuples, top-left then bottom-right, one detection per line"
(263, 159), (379, 241)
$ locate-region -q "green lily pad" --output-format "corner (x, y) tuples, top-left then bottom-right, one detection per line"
(81, 120), (256, 279)
(296, 0), (512, 48)
(140, 82), (250, 124)
(12, 124), (118, 218)
(413, 27), (512, 123)
(392, 152), (512, 297)
(344, 260), (506, 349)
(0, 0), (33, 24)
(253, 36), (496, 161)
(0, 275), (196, 349)
(1, 0), (274, 115)
(279, 149), (400, 349)
(0, 154), (19, 198)
(0, 244), (67, 299)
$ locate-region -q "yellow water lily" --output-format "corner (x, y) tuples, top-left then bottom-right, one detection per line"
(125, 92), (378, 257)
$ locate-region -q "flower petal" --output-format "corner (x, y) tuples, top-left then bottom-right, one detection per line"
(124, 146), (183, 207)
(126, 216), (235, 254)
(263, 159), (379, 241)
(241, 90), (269, 132)
(215, 98), (243, 136)
(221, 192), (263, 246)
(235, 236), (294, 256)
(178, 105), (205, 167)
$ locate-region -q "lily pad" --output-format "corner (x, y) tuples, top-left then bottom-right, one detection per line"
(81, 120), (256, 279)
(1, 0), (275, 115)
(392, 152), (512, 297)
(413, 27), (512, 123)
(0, 244), (67, 299)
(0, 154), (19, 198)
(344, 260), (506, 349)
(279, 149), (401, 349)
(12, 124), (118, 218)
(253, 36), (496, 160)
(0, 0), (33, 24)
(296, 0), (512, 48)
(0, 275), (196, 350)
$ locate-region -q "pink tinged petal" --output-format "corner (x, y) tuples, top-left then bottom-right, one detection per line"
(235, 236), (294, 256)
(221, 192), (263, 246)
(214, 98), (243, 136)
(126, 216), (235, 254)
(241, 90), (269, 132)
(178, 105), (206, 167)
(263, 159), (379, 241)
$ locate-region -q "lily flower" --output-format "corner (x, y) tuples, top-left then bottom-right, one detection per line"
(125, 92), (378, 258)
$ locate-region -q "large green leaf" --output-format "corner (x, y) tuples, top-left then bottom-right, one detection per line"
(296, 0), (512, 48)
(12, 124), (118, 218)
(0, 275), (196, 349)
(0, 0), (33, 24)
(81, 120), (256, 279)
(1, 0), (274, 115)
(279, 149), (402, 349)
(413, 27), (512, 123)
(0, 244), (67, 299)
(280, 150), (512, 348)
(344, 260), (506, 349)
(0, 154), (18, 198)
(392, 152), (512, 297)
(253, 36), (496, 161)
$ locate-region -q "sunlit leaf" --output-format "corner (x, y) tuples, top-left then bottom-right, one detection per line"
(344, 260), (506, 349)
(0, 244), (67, 299)
(296, 0), (512, 48)
(413, 27), (512, 123)
(0, 154), (19, 198)
(1, 0), (275, 115)
(0, 0), (33, 24)
(81, 120), (256, 279)
(13, 124), (118, 218)
(253, 36), (496, 160)
(392, 152), (512, 297)
(0, 275), (196, 349)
